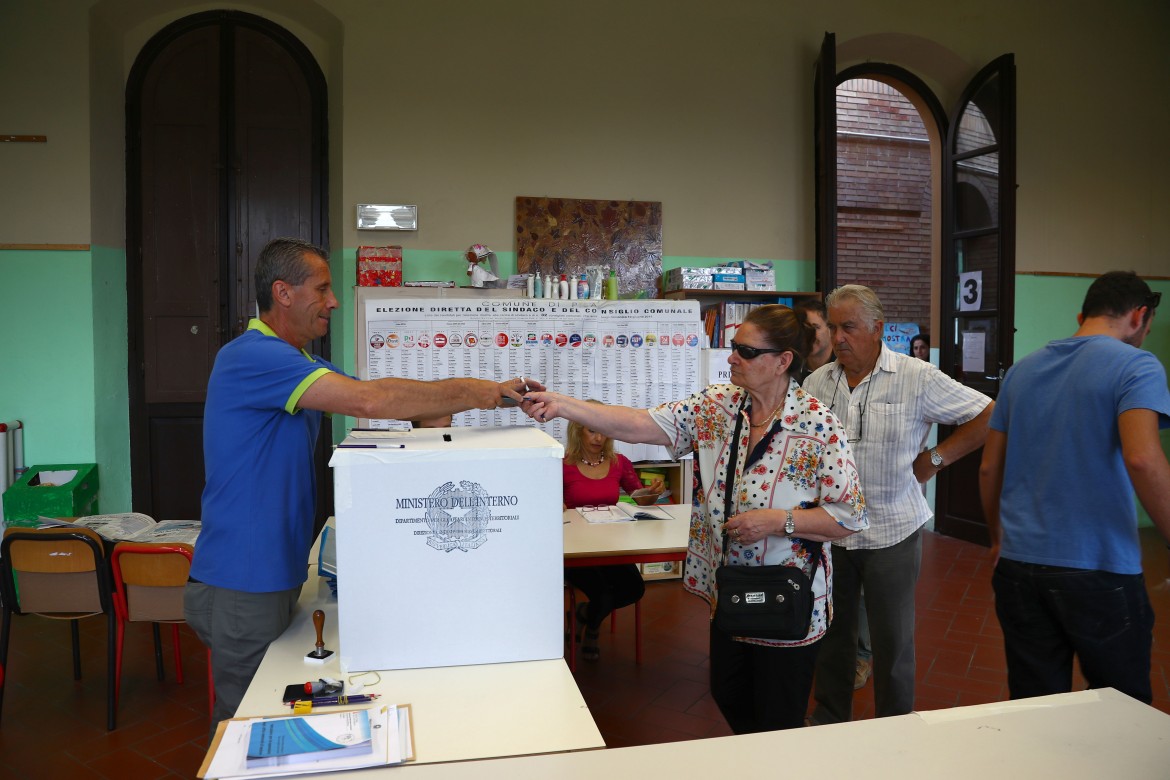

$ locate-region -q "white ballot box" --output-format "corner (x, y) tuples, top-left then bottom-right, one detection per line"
(329, 426), (565, 671)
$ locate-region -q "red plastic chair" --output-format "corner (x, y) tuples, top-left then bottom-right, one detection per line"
(564, 584), (642, 673)
(110, 542), (214, 721)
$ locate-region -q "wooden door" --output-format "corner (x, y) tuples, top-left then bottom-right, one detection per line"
(934, 55), (1017, 545)
(127, 11), (328, 520)
(814, 32), (837, 291)
(812, 37), (1015, 545)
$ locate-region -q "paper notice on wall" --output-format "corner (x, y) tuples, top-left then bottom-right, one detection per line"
(962, 331), (986, 374)
(360, 298), (702, 462)
(958, 271), (982, 312)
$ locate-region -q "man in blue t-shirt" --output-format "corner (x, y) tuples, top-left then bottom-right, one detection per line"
(185, 237), (539, 728)
(979, 271), (1170, 703)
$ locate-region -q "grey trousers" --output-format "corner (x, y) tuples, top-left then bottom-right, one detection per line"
(184, 581), (302, 730)
(810, 527), (922, 723)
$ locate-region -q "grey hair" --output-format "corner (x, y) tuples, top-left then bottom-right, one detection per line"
(825, 284), (885, 332)
(255, 237), (329, 312)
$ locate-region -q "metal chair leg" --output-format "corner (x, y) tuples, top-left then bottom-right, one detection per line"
(152, 623), (164, 681)
(71, 619), (81, 680)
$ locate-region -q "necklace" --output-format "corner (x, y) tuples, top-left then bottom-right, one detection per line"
(748, 397), (785, 428)
(580, 456), (606, 467)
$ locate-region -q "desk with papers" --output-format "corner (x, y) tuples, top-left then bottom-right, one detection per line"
(230, 561), (604, 769)
(562, 503), (690, 568)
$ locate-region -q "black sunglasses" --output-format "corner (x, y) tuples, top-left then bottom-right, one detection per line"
(729, 340), (786, 360)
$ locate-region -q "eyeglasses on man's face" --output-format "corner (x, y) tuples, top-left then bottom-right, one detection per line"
(729, 340), (786, 360)
(1145, 291), (1162, 311)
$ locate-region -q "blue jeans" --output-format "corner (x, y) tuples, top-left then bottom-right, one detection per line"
(993, 558), (1154, 704)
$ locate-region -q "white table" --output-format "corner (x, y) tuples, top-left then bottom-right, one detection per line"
(384, 688), (1170, 779)
(562, 503), (690, 567)
(232, 564), (604, 766)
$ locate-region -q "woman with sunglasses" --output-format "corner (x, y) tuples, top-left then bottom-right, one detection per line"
(563, 402), (665, 661)
(524, 305), (868, 732)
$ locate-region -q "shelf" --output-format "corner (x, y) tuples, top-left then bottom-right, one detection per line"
(662, 289), (820, 302)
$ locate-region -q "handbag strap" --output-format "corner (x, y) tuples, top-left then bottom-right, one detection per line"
(719, 396), (823, 577)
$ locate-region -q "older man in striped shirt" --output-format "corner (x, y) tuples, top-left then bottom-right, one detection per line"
(804, 284), (993, 724)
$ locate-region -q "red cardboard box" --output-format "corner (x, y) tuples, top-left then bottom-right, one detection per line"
(357, 246), (403, 287)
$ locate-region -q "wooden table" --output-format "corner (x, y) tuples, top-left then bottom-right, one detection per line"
(561, 503), (690, 666)
(562, 503), (690, 567)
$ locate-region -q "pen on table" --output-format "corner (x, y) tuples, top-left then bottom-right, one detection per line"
(338, 443), (405, 449)
(291, 693), (381, 708)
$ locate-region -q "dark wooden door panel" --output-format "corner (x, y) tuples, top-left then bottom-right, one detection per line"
(149, 416), (204, 521)
(139, 26), (221, 405)
(130, 11), (328, 519)
(231, 25), (316, 338)
(935, 55), (1016, 545)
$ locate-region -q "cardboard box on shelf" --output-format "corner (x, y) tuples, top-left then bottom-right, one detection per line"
(664, 267), (746, 292)
(641, 560), (683, 581)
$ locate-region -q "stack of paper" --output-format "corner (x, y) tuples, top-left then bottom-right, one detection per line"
(198, 705), (414, 779)
(36, 514), (202, 545)
(578, 504), (673, 523)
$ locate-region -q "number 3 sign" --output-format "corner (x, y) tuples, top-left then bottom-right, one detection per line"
(958, 271), (982, 312)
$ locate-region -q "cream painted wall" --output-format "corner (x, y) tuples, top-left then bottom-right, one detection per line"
(4, 0), (1168, 273)
(327, 0), (1170, 277)
(0, 1), (92, 244)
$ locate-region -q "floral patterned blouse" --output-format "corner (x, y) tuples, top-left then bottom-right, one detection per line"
(648, 381), (868, 646)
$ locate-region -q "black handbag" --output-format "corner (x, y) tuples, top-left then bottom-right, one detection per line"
(713, 400), (822, 641)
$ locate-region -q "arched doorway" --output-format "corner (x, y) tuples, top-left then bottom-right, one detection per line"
(815, 34), (1016, 545)
(126, 10), (330, 521)
(832, 70), (944, 351)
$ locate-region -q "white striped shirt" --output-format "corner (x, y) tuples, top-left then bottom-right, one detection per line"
(803, 345), (991, 550)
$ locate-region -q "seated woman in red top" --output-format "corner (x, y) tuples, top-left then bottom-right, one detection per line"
(564, 402), (664, 661)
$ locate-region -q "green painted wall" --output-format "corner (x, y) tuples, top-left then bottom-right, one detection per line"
(91, 245), (131, 512)
(2, 248), (98, 472)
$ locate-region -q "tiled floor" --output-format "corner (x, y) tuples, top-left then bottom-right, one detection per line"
(2, 528), (1168, 777)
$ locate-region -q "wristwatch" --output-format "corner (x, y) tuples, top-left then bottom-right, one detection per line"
(929, 447), (944, 469)
(784, 509), (795, 536)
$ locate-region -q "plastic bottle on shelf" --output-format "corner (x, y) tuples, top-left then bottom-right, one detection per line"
(526, 273), (535, 298)
(605, 268), (618, 300)
(544, 273), (553, 299)
(578, 273), (589, 300)
(534, 272), (543, 298)
(569, 273), (578, 299)
(592, 268), (603, 299)
(559, 274), (569, 299)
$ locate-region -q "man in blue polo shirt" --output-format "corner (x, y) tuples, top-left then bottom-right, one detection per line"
(185, 237), (536, 727)
(979, 271), (1170, 703)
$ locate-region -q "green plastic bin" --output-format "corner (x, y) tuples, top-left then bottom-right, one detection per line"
(2, 463), (99, 526)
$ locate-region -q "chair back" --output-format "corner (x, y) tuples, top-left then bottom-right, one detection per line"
(110, 543), (193, 623)
(1, 527), (110, 616)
